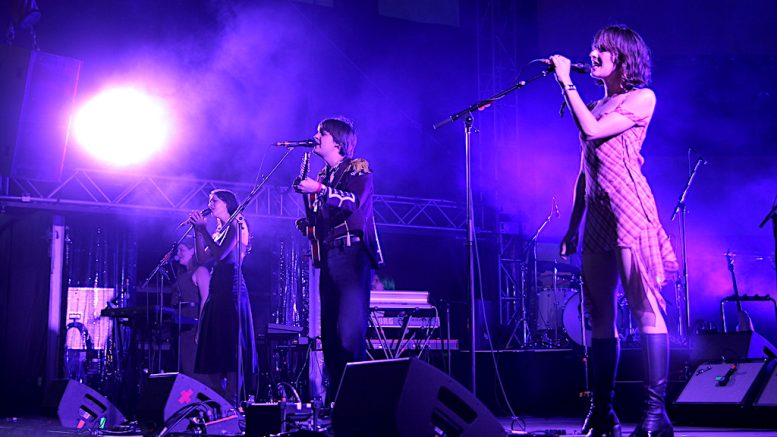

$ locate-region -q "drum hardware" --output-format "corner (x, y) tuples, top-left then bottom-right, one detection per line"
(504, 202), (563, 350)
(502, 255), (583, 350)
(525, 259), (581, 349)
(534, 287), (574, 348)
(502, 260), (532, 350)
(618, 295), (639, 346)
(562, 290), (633, 347)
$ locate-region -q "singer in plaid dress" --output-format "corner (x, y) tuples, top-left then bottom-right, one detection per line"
(549, 25), (678, 437)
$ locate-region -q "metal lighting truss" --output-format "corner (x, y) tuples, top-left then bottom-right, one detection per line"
(476, 0), (524, 328)
(0, 169), (466, 232)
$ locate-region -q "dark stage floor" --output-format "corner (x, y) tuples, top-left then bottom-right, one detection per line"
(1, 416), (776, 437)
(502, 417), (777, 436)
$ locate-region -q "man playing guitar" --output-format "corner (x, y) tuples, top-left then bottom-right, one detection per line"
(294, 117), (383, 404)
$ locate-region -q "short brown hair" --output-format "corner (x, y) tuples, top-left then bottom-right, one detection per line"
(592, 25), (651, 90)
(318, 117), (357, 158)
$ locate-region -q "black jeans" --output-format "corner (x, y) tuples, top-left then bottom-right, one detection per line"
(319, 241), (373, 403)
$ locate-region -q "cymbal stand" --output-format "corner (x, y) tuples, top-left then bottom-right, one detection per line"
(502, 261), (531, 349)
(525, 201), (556, 347)
(551, 262), (562, 347)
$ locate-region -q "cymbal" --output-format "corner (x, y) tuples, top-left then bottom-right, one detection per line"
(536, 260), (580, 274)
(539, 271), (576, 278)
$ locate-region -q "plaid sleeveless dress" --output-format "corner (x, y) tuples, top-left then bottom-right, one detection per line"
(581, 89), (679, 314)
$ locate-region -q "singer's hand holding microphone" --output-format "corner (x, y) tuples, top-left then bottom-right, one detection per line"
(182, 208), (211, 230)
(546, 54), (574, 85)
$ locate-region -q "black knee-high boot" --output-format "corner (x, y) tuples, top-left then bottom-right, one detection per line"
(630, 333), (673, 437)
(582, 338), (622, 437)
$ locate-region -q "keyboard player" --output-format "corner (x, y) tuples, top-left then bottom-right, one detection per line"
(172, 237), (210, 377)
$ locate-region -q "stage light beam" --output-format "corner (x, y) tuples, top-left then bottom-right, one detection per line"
(73, 87), (171, 166)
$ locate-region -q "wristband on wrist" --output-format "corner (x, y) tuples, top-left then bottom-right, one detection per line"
(561, 82), (577, 92)
(316, 181), (323, 193)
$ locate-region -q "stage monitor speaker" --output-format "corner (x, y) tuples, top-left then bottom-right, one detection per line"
(0, 45), (80, 181)
(136, 372), (238, 434)
(42, 379), (125, 429)
(332, 358), (503, 437)
(754, 361), (777, 407)
(675, 362), (767, 405)
(689, 331), (776, 365)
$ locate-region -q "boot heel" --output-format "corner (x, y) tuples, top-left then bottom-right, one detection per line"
(644, 427), (672, 437)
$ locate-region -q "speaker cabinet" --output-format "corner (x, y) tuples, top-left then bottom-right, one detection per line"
(0, 45), (80, 181)
(332, 358), (503, 437)
(42, 379), (125, 429)
(675, 362), (767, 405)
(755, 361), (777, 407)
(689, 332), (776, 365)
(136, 372), (238, 433)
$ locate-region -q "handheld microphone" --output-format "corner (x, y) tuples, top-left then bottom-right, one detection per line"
(177, 208), (211, 229)
(273, 139), (316, 147)
(542, 60), (591, 74)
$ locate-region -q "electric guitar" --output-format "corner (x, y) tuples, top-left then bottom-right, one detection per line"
(726, 251), (753, 332)
(298, 152), (321, 267)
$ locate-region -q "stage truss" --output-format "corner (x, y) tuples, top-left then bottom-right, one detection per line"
(1, 168), (467, 232)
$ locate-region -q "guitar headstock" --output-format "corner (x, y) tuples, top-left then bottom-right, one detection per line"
(725, 250), (735, 271)
(298, 152), (311, 180)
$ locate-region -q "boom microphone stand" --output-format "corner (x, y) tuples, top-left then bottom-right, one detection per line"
(219, 145), (297, 407)
(433, 69), (552, 394)
(670, 153), (706, 342)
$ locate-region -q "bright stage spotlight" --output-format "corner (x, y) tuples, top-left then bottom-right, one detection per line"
(73, 87), (171, 167)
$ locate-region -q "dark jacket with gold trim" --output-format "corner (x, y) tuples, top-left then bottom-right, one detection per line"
(308, 157), (383, 268)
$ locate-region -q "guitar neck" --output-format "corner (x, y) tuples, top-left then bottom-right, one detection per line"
(727, 254), (743, 312)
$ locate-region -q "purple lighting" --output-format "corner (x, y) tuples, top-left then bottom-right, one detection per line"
(73, 87), (171, 167)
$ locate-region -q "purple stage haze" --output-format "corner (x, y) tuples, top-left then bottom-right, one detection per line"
(4, 0), (776, 337)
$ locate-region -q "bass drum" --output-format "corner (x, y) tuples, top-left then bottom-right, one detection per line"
(562, 292), (591, 347)
(563, 292), (628, 346)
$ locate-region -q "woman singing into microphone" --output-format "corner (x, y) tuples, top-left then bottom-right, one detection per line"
(549, 25), (678, 437)
(187, 189), (257, 403)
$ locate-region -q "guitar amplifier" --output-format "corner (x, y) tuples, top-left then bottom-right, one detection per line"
(675, 362), (768, 405)
(754, 361), (777, 407)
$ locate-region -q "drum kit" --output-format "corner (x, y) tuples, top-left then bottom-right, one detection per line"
(506, 259), (636, 349)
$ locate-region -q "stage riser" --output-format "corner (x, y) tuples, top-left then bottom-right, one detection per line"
(450, 348), (689, 419)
